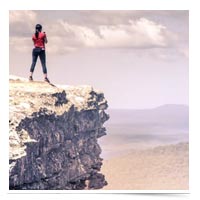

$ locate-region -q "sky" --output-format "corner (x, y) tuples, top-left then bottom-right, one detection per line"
(9, 10), (189, 109)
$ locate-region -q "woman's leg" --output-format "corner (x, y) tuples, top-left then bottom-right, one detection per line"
(30, 48), (39, 77)
(39, 50), (49, 82)
(39, 50), (47, 75)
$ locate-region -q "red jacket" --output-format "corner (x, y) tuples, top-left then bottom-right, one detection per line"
(32, 32), (47, 48)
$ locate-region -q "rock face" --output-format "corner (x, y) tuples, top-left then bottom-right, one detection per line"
(9, 79), (109, 190)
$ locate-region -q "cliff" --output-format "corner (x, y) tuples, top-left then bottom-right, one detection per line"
(9, 78), (109, 190)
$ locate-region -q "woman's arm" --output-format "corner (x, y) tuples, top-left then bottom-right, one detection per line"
(44, 32), (48, 44)
(44, 37), (48, 44)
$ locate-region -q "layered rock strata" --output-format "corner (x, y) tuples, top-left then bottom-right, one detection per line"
(9, 79), (109, 190)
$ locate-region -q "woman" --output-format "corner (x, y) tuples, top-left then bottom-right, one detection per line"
(29, 24), (50, 83)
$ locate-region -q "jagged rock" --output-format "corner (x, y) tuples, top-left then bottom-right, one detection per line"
(9, 79), (109, 190)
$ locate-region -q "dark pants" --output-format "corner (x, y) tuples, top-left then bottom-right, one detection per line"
(30, 47), (47, 74)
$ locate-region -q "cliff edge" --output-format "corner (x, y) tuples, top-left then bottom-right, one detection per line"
(9, 78), (109, 190)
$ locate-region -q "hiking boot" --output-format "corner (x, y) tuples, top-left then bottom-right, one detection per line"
(29, 76), (33, 81)
(44, 77), (50, 83)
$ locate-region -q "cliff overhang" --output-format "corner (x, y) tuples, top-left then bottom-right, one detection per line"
(9, 78), (109, 190)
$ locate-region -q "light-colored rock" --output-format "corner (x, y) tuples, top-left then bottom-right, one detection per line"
(9, 78), (109, 190)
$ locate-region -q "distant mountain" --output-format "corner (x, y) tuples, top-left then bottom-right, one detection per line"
(107, 104), (189, 129)
(153, 104), (188, 114)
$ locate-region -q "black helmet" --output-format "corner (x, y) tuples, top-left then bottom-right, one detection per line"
(35, 24), (42, 31)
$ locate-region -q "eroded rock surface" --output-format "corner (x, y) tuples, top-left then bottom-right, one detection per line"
(9, 78), (109, 190)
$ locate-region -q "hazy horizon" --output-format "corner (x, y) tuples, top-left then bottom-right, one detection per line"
(106, 103), (189, 110)
(9, 10), (188, 109)
(99, 104), (189, 158)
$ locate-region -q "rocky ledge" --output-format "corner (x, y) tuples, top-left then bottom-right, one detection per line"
(9, 78), (109, 190)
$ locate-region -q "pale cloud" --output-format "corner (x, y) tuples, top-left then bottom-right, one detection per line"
(47, 36), (78, 54)
(53, 18), (176, 52)
(9, 37), (32, 53)
(9, 10), (186, 58)
(9, 10), (37, 24)
(97, 18), (175, 48)
(9, 10), (37, 37)
(39, 10), (188, 28)
(58, 20), (100, 47)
